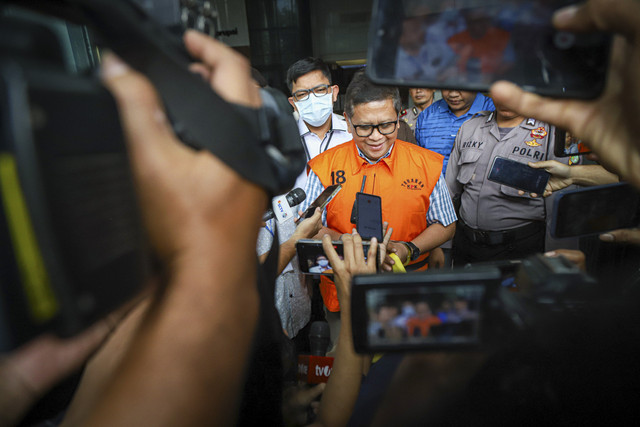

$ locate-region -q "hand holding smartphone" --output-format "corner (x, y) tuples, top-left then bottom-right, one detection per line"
(488, 157), (551, 195)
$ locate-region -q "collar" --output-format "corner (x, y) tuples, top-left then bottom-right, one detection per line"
(351, 142), (396, 175)
(437, 93), (489, 119)
(297, 113), (349, 137)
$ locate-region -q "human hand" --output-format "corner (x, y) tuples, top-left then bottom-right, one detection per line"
(427, 247), (446, 269)
(0, 316), (118, 426)
(490, 0), (640, 190)
(322, 231), (377, 301)
(100, 33), (266, 264)
(544, 249), (587, 271)
(292, 208), (322, 241)
(383, 241), (409, 271)
(600, 228), (640, 245)
(378, 224), (393, 269)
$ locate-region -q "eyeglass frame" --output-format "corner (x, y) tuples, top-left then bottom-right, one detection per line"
(291, 84), (333, 102)
(349, 117), (399, 137)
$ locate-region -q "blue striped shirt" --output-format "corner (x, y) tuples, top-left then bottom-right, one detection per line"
(415, 94), (495, 174)
(299, 144), (457, 227)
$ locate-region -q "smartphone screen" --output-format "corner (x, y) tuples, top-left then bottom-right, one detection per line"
(296, 239), (373, 276)
(554, 128), (592, 158)
(301, 184), (341, 219)
(350, 267), (501, 353)
(356, 193), (383, 241)
(367, 0), (611, 98)
(551, 183), (640, 238)
(487, 157), (550, 194)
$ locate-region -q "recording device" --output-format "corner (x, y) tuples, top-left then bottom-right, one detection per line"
(262, 188), (306, 222)
(554, 128), (591, 158)
(0, 18), (148, 350)
(295, 238), (375, 276)
(8, 0), (305, 195)
(350, 254), (597, 353)
(299, 184), (341, 220)
(356, 193), (383, 241)
(309, 321), (331, 357)
(367, 0), (612, 98)
(551, 183), (640, 238)
(488, 156), (550, 195)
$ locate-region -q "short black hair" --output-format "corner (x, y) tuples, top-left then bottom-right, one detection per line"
(285, 57), (332, 93)
(344, 70), (402, 118)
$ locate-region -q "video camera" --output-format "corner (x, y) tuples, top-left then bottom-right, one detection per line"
(350, 254), (597, 353)
(0, 0), (304, 350)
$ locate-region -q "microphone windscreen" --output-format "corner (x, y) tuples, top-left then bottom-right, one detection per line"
(287, 187), (306, 207)
(309, 321), (331, 356)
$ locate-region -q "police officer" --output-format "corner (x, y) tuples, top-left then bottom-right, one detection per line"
(400, 87), (436, 130)
(445, 103), (567, 265)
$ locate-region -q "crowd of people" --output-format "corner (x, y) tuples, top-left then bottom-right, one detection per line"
(1, 0), (640, 426)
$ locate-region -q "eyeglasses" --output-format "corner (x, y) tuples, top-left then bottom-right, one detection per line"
(292, 84), (331, 102)
(351, 120), (398, 137)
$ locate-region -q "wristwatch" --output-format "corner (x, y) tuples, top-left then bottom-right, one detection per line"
(403, 241), (421, 262)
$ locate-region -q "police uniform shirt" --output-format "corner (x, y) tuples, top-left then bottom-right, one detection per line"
(445, 112), (567, 231)
(400, 106), (421, 130)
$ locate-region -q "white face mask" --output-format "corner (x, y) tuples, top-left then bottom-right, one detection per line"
(294, 92), (333, 127)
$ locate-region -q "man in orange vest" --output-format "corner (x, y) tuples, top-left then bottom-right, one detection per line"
(298, 70), (457, 314)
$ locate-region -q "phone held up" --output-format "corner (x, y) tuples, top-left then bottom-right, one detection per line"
(367, 0), (612, 98)
(487, 156), (550, 195)
(296, 238), (377, 276)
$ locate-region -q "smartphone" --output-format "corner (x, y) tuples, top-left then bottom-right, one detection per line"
(300, 184), (342, 219)
(487, 157), (550, 195)
(554, 128), (592, 158)
(350, 267), (501, 353)
(367, 0), (611, 99)
(356, 193), (383, 241)
(551, 183), (640, 238)
(296, 238), (374, 276)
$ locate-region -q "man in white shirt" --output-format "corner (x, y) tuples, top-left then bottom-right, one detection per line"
(286, 57), (352, 189)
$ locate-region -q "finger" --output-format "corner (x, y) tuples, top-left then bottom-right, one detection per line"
(517, 190), (525, 196)
(351, 231), (368, 269)
(382, 221), (389, 237)
(553, 0), (640, 40)
(292, 383), (326, 406)
(530, 192), (539, 198)
(322, 234), (342, 269)
(183, 30), (260, 108)
(343, 233), (356, 269)
(188, 63), (212, 82)
(383, 227), (393, 246)
(367, 237), (378, 271)
(600, 228), (640, 245)
(489, 81), (593, 140)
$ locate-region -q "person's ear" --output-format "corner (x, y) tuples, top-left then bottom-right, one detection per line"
(343, 112), (353, 133)
(288, 96), (297, 112)
(332, 85), (339, 103)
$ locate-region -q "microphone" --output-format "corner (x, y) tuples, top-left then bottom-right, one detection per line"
(309, 321), (331, 357)
(262, 188), (306, 222)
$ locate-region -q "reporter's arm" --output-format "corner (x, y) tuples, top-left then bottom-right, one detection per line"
(86, 32), (265, 426)
(528, 160), (619, 196)
(315, 232), (377, 427)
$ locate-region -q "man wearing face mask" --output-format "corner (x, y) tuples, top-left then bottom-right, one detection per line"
(286, 57), (352, 189)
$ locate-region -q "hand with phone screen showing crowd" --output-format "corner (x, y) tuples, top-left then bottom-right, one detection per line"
(296, 239), (379, 276)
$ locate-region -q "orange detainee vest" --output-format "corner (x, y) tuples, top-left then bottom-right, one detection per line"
(309, 140), (444, 311)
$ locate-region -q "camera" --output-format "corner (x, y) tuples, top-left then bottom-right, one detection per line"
(0, 14), (148, 350)
(350, 254), (597, 353)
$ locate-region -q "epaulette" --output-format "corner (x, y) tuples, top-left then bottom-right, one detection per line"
(469, 110), (492, 120)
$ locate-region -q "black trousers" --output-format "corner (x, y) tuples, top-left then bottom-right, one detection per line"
(452, 222), (545, 267)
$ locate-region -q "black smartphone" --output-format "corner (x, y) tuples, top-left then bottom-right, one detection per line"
(487, 157), (550, 195)
(367, 0), (611, 99)
(300, 184), (341, 219)
(296, 239), (374, 276)
(554, 128), (592, 158)
(356, 193), (383, 241)
(350, 267), (501, 353)
(551, 183), (640, 238)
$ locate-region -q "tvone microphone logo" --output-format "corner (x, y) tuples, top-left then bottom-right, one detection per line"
(315, 365), (332, 377)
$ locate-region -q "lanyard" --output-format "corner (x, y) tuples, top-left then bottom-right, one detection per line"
(303, 129), (334, 161)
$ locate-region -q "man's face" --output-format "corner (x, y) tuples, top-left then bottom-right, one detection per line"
(441, 90), (477, 116)
(288, 70), (338, 112)
(409, 88), (435, 109)
(495, 104), (523, 122)
(346, 99), (398, 161)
